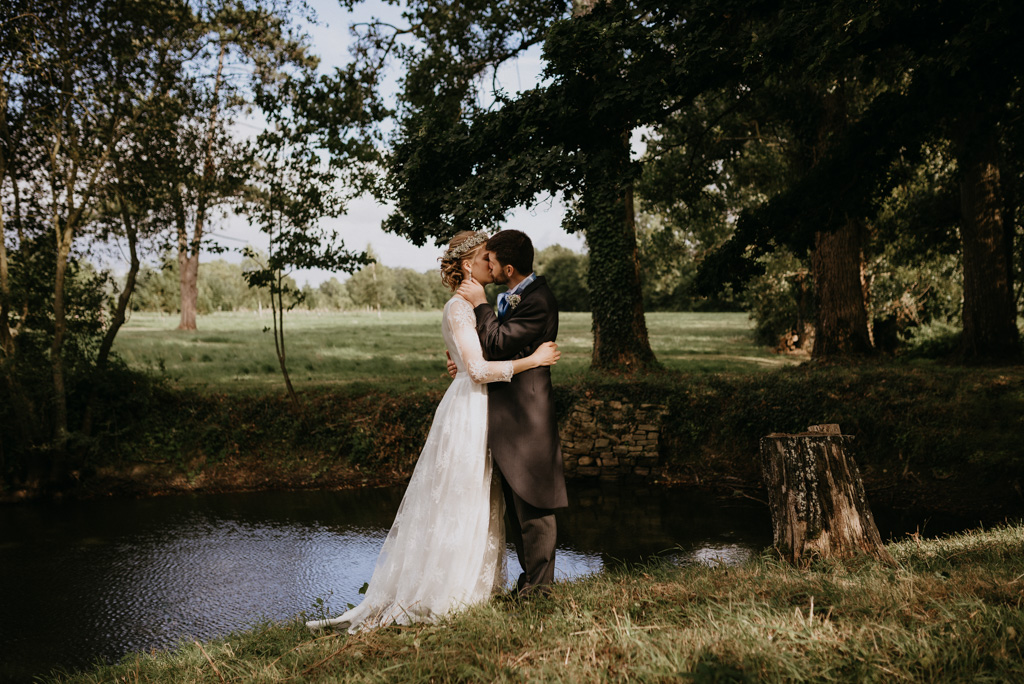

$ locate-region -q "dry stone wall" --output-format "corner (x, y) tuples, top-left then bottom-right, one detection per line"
(560, 399), (668, 481)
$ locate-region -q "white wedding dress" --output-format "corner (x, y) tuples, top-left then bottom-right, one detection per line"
(306, 296), (509, 633)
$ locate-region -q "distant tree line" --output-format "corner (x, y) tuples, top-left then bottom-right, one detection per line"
(128, 245), (597, 314)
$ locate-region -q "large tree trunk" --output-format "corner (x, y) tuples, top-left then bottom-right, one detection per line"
(569, 0), (655, 371)
(802, 86), (874, 359)
(810, 218), (874, 357)
(178, 250), (199, 331)
(956, 121), (1020, 360)
(583, 133), (657, 371)
(760, 424), (892, 566)
(177, 42), (226, 332)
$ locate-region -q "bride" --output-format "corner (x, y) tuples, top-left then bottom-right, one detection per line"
(306, 231), (560, 633)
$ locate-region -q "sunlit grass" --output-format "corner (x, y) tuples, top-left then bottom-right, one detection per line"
(113, 310), (796, 392)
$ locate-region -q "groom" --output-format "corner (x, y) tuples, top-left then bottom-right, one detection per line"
(455, 229), (567, 597)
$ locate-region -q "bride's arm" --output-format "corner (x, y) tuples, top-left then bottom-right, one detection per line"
(449, 298), (558, 383)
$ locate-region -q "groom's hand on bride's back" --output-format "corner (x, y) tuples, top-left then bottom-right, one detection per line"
(456, 279), (488, 307)
(446, 350), (457, 379)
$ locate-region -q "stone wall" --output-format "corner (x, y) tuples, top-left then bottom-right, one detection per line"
(560, 399), (668, 482)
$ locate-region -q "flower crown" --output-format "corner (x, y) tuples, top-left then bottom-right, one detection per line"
(442, 232), (489, 262)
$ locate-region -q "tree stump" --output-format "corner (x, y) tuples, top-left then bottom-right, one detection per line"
(760, 424), (892, 565)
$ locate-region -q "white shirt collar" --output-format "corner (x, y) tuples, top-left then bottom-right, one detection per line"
(508, 272), (536, 296)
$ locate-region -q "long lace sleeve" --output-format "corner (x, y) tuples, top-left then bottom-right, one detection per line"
(448, 298), (513, 383)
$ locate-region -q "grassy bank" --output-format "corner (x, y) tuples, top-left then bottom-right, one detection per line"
(5, 312), (1022, 514)
(21, 361), (1019, 517)
(50, 523), (1024, 682)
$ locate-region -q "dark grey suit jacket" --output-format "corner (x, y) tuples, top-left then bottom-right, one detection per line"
(474, 276), (568, 510)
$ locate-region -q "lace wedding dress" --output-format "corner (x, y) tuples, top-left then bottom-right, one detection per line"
(306, 296), (509, 633)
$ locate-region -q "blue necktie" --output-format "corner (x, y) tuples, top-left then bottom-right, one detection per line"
(497, 292), (510, 320)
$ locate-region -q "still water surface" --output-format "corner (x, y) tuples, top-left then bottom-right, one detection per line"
(0, 484), (770, 681)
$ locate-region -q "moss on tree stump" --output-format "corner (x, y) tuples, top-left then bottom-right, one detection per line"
(760, 424), (892, 565)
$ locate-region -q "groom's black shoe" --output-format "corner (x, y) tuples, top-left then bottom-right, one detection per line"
(494, 589), (521, 607)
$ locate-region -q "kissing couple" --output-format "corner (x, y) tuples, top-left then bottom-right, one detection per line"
(306, 229), (567, 633)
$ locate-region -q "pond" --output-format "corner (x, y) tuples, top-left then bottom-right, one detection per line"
(0, 482), (979, 682)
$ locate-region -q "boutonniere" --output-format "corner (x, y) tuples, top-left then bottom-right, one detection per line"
(507, 293), (521, 310)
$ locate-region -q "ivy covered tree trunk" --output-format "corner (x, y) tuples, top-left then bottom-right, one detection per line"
(810, 218), (874, 357)
(581, 134), (656, 371)
(956, 120), (1020, 360)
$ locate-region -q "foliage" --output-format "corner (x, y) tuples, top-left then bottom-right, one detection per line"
(303, 277), (353, 311)
(238, 60), (378, 401)
(0, 234), (127, 481)
(741, 250), (812, 349)
(361, 0), (692, 368)
(0, 0), (382, 481)
(344, 248), (399, 312)
(0, 0), (204, 471)
(683, 0), (1022, 359)
(131, 257), (272, 314)
(391, 267), (451, 311)
(634, 209), (744, 312)
(534, 245), (590, 312)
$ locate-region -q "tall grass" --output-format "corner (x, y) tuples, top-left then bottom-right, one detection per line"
(51, 523), (1024, 682)
(113, 311), (795, 392)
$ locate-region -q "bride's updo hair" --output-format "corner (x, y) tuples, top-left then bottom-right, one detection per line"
(440, 230), (489, 292)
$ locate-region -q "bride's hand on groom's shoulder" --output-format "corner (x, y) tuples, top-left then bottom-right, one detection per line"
(457, 278), (487, 307)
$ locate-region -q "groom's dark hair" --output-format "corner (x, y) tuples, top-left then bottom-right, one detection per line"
(487, 230), (534, 275)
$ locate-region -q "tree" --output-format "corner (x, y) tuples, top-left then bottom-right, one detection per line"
(168, 0), (318, 331)
(392, 267), (450, 310)
(239, 65), (378, 402)
(357, 0), (697, 371)
(6, 0), (193, 468)
(535, 245), (589, 312)
(693, 0), (1023, 360)
(0, 2), (39, 457)
(316, 276), (352, 310)
(345, 247), (396, 314)
(643, 6), (890, 357)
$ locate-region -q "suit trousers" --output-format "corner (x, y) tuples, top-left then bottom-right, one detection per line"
(500, 472), (557, 595)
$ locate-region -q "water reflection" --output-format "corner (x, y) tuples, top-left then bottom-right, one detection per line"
(0, 484), (770, 682)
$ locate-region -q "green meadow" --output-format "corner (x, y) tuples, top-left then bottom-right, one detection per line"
(113, 310), (797, 392)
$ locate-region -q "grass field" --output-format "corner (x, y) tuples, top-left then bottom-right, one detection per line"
(113, 310), (798, 392)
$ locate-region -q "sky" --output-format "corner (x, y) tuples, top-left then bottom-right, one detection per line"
(205, 0), (586, 286)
